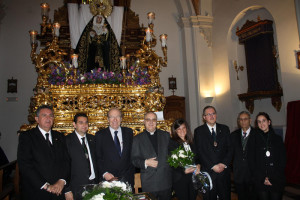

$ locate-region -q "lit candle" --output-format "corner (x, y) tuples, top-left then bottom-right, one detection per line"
(29, 30), (38, 45)
(120, 56), (127, 69)
(71, 54), (78, 68)
(147, 12), (155, 25)
(40, 3), (49, 19)
(53, 23), (60, 37)
(145, 28), (152, 42)
(160, 34), (168, 47)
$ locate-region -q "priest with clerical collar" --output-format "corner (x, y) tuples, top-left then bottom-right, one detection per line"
(131, 112), (172, 200)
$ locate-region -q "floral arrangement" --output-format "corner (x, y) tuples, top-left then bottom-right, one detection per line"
(48, 63), (151, 86)
(79, 68), (123, 85)
(82, 181), (136, 200)
(167, 146), (195, 168)
(192, 171), (213, 194)
(48, 63), (68, 85)
(124, 66), (151, 85)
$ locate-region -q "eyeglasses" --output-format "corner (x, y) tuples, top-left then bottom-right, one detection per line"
(204, 113), (216, 117)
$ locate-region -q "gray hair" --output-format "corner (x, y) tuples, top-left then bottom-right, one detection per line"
(237, 111), (251, 120)
(36, 105), (53, 117)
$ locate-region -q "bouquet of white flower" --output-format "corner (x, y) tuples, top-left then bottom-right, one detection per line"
(82, 181), (136, 200)
(167, 146), (195, 168)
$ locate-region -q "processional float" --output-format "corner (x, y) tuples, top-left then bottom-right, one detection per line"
(21, 0), (170, 135)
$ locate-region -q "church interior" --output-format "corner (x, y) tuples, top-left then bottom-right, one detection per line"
(0, 0), (300, 199)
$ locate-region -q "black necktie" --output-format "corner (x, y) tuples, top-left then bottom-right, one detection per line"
(81, 137), (91, 176)
(211, 128), (216, 142)
(114, 131), (121, 156)
(45, 133), (52, 148)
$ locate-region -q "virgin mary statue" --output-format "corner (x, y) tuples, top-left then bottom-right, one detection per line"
(75, 0), (121, 73)
(75, 14), (120, 73)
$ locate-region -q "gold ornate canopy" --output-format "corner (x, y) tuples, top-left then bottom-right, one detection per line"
(90, 0), (113, 17)
(24, 2), (170, 135)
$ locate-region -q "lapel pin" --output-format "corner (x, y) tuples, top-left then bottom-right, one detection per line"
(214, 141), (218, 147)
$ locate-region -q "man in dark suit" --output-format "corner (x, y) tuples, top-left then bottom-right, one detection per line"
(17, 105), (69, 200)
(65, 113), (97, 200)
(131, 112), (172, 200)
(194, 106), (232, 200)
(231, 111), (257, 200)
(95, 108), (134, 187)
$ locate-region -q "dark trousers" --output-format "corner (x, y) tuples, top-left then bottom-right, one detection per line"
(173, 174), (197, 200)
(203, 171), (231, 200)
(257, 191), (282, 200)
(235, 182), (257, 200)
(150, 188), (172, 200)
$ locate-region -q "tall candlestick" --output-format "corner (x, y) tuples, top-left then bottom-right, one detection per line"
(120, 56), (127, 69)
(29, 30), (38, 45)
(160, 34), (168, 47)
(53, 23), (60, 37)
(145, 28), (152, 42)
(147, 12), (155, 25)
(41, 3), (49, 23)
(71, 54), (78, 68)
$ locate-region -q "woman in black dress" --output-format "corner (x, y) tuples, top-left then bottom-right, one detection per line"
(248, 112), (286, 200)
(168, 119), (200, 200)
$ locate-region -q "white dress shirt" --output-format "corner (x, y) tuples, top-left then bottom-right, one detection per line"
(109, 126), (123, 151)
(38, 126), (66, 189)
(206, 123), (217, 135)
(241, 127), (251, 138)
(38, 126), (52, 144)
(75, 131), (96, 180)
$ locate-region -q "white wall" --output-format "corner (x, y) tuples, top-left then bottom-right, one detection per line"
(0, 0), (64, 160)
(212, 0), (299, 130)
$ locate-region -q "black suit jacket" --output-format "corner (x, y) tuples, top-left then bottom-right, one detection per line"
(194, 123), (232, 180)
(95, 127), (134, 187)
(231, 127), (256, 184)
(131, 129), (172, 192)
(65, 132), (98, 198)
(247, 129), (286, 192)
(17, 127), (69, 200)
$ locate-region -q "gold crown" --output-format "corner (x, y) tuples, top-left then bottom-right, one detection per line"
(89, 0), (113, 17)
